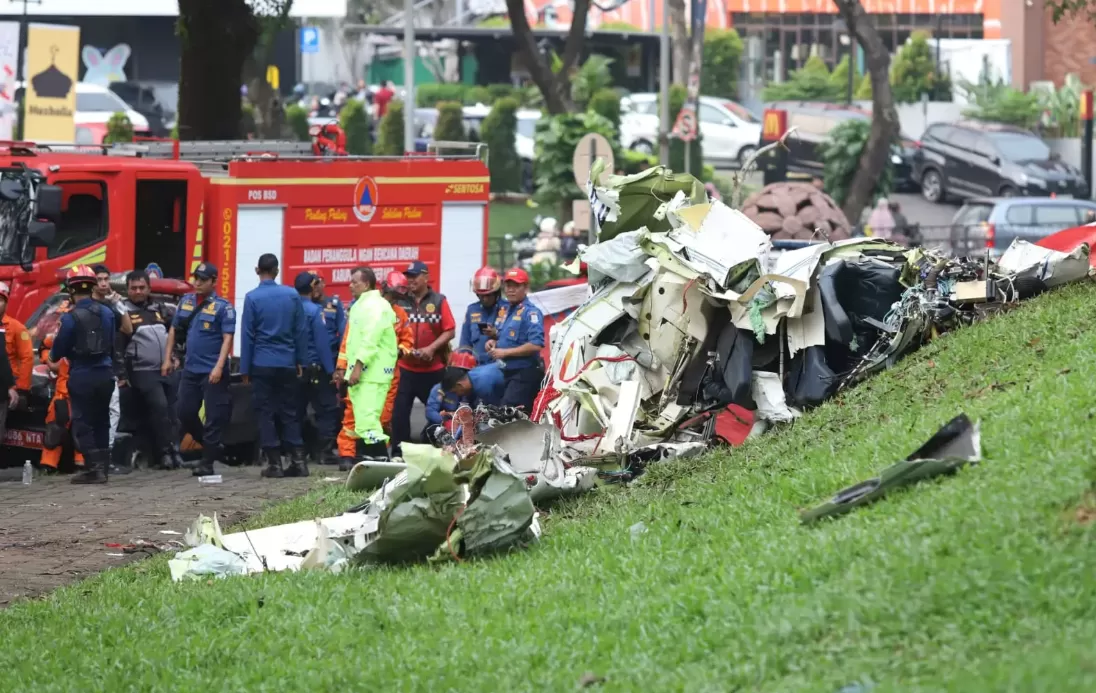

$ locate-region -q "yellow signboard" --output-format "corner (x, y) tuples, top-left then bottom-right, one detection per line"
(24, 23), (80, 142)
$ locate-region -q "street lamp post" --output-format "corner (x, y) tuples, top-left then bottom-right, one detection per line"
(403, 0), (414, 153)
(10, 0), (42, 138)
(658, 0), (669, 166)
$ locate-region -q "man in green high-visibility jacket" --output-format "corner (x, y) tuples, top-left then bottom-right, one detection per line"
(344, 266), (398, 459)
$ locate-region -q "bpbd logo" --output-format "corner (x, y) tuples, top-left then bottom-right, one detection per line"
(353, 176), (379, 222)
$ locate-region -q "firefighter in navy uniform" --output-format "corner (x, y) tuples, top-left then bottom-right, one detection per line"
(459, 266), (505, 365)
(47, 266), (117, 484)
(310, 274), (346, 366)
(486, 268), (545, 413)
(295, 271), (339, 464)
(240, 254), (309, 479)
(163, 262), (236, 477)
(391, 261), (456, 447)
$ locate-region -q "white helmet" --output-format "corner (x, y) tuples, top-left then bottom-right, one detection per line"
(539, 217), (558, 234)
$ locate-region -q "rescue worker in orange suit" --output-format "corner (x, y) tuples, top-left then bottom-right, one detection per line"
(39, 332), (84, 470)
(487, 268), (546, 413)
(459, 267), (505, 365)
(0, 281), (33, 442)
(48, 266), (117, 484)
(333, 271), (413, 470)
(0, 322), (15, 445)
(391, 261), (456, 447)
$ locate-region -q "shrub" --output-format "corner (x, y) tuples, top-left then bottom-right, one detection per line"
(571, 54), (614, 110)
(339, 99), (372, 154)
(587, 88), (621, 136)
(701, 29), (744, 100)
(285, 104), (311, 141)
(464, 85), (491, 105)
(960, 79), (1041, 129)
(763, 55), (843, 102)
(376, 99), (405, 155)
(482, 97), (522, 193)
(890, 31), (952, 103)
(487, 83), (517, 104)
(662, 83), (704, 178)
(855, 73), (873, 100)
(104, 112), (134, 143)
(533, 111), (621, 216)
(822, 118), (893, 207)
(621, 149), (658, 175)
(416, 83), (466, 107)
(434, 101), (466, 142)
(829, 55), (854, 101)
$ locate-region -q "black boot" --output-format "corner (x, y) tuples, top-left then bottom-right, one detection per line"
(192, 452), (216, 477)
(260, 448), (284, 478)
(317, 437), (338, 465)
(356, 440), (389, 460)
(109, 435), (134, 475)
(72, 449), (108, 484)
(338, 456), (354, 472)
(284, 447), (310, 478)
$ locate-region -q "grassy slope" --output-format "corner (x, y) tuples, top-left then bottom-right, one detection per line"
(4, 283), (1096, 692)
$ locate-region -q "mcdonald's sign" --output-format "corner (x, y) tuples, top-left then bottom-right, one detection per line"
(762, 109), (787, 142)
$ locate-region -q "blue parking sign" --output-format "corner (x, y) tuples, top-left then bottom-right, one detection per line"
(300, 26), (320, 54)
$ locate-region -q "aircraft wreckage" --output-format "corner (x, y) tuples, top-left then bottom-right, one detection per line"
(170, 164), (1093, 578)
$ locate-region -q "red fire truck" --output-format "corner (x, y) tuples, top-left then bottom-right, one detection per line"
(0, 140), (491, 340)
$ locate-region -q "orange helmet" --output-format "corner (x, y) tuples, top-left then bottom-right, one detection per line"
(383, 271), (408, 294)
(471, 266), (501, 295)
(448, 350), (477, 371)
(65, 265), (97, 289)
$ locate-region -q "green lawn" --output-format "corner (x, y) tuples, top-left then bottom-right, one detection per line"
(488, 199), (538, 240)
(4, 283), (1096, 691)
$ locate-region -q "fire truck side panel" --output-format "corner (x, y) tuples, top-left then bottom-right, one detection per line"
(205, 157), (489, 349)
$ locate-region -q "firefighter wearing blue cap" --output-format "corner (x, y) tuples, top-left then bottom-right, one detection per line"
(241, 253), (309, 478)
(163, 261), (236, 477)
(295, 271), (339, 463)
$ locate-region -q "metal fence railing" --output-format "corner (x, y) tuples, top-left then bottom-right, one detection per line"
(858, 222), (1090, 256)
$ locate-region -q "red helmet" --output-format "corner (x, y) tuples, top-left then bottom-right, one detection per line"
(384, 271), (408, 294)
(0, 282), (9, 300)
(448, 350), (477, 370)
(470, 266), (501, 295)
(65, 265), (97, 289)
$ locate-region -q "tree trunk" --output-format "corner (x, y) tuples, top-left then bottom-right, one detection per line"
(832, 0), (899, 223)
(176, 0), (260, 140)
(667, 0), (690, 84)
(505, 0), (591, 114)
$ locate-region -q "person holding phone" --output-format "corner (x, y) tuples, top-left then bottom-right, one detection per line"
(459, 267), (505, 365)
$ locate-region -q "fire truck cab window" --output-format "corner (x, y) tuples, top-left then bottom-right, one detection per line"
(49, 182), (108, 259)
(134, 180), (188, 279)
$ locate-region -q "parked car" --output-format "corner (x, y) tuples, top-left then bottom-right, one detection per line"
(109, 80), (178, 137)
(621, 93), (762, 166)
(913, 121), (1089, 204)
(947, 196), (1096, 255)
(767, 101), (917, 190)
(15, 81), (150, 142)
(417, 105), (541, 192)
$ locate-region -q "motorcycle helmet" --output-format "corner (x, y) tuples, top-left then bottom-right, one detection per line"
(470, 267), (501, 295)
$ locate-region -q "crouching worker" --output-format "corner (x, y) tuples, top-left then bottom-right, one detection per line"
(422, 351), (505, 445)
(39, 333), (84, 471)
(344, 267), (397, 462)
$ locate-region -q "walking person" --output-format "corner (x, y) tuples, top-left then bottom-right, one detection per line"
(47, 266), (117, 484)
(390, 261), (455, 447)
(486, 268), (546, 413)
(294, 272), (339, 464)
(241, 254), (309, 478)
(344, 267), (397, 460)
(163, 262), (235, 477)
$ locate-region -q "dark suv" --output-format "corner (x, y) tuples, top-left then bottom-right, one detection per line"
(913, 121), (1088, 204)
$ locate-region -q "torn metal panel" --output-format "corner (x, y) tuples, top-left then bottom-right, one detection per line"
(603, 380), (641, 451)
(998, 239), (1091, 288)
(751, 371), (801, 424)
(785, 288), (827, 358)
(800, 414), (981, 523)
(579, 230), (656, 284)
(475, 420), (598, 502)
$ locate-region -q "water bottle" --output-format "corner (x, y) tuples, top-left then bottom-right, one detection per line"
(198, 474), (223, 485)
(21, 460), (32, 486)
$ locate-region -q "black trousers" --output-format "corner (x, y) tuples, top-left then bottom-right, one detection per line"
(391, 367), (442, 446)
(501, 366), (544, 413)
(69, 370), (115, 456)
(177, 370), (231, 464)
(119, 370), (177, 458)
(251, 366), (303, 452)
